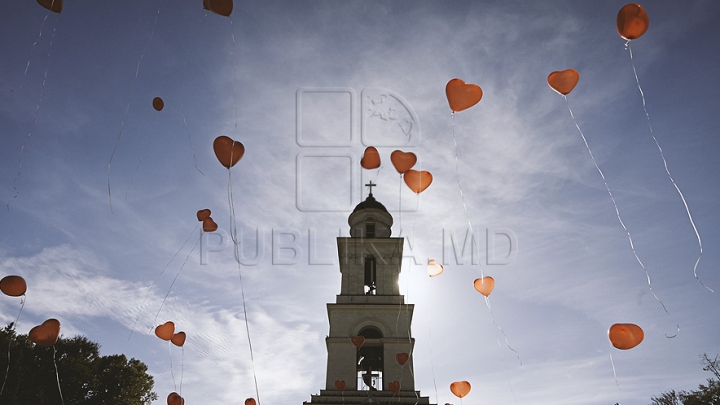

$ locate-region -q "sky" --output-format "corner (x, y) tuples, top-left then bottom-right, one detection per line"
(0, 1), (719, 404)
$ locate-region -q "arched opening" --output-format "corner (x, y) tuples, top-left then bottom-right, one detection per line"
(364, 256), (377, 295)
(357, 327), (383, 391)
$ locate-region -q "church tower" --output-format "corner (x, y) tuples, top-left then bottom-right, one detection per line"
(304, 184), (435, 405)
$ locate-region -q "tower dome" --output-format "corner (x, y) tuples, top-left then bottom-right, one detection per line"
(348, 192), (393, 238)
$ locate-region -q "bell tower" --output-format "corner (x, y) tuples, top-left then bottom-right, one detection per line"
(304, 183), (435, 405)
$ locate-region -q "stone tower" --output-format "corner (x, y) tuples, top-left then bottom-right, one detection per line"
(304, 188), (435, 405)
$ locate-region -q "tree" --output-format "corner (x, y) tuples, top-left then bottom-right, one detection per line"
(0, 324), (157, 404)
(650, 354), (720, 405)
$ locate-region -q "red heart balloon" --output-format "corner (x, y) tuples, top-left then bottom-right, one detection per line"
(351, 336), (365, 348)
(196, 208), (211, 221)
(608, 323), (644, 350)
(37, 0), (62, 13)
(547, 69), (580, 96)
(203, 0), (233, 17)
(617, 3), (649, 41)
(171, 332), (186, 347)
(213, 136), (245, 168)
(361, 147), (381, 170)
(152, 97), (164, 111)
(245, 398), (256, 405)
(167, 392), (185, 405)
(390, 150), (416, 174)
(0, 275), (27, 297)
(446, 78), (483, 112)
(450, 381), (471, 398)
(427, 259), (444, 277)
(395, 352), (409, 366)
(403, 170), (433, 194)
(155, 321), (175, 341)
(29, 318), (61, 347)
(473, 276), (495, 297)
(334, 380), (346, 392)
(202, 217), (218, 232)
(388, 381), (401, 395)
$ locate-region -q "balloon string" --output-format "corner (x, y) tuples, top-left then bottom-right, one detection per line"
(180, 346), (184, 395)
(129, 224), (200, 340)
(229, 18), (239, 131)
(7, 21), (58, 210)
(609, 347), (621, 390)
(178, 9), (205, 176)
(169, 341), (177, 392)
(53, 346), (65, 405)
(0, 297), (26, 399)
(153, 235), (201, 326)
(450, 112), (481, 278)
(107, 0), (163, 213)
(564, 97), (676, 328)
(426, 284), (439, 405)
(626, 43), (711, 293)
(227, 167), (261, 405)
(484, 296), (521, 366)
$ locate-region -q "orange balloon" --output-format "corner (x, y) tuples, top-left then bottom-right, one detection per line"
(152, 97), (164, 111)
(334, 380), (346, 392)
(450, 381), (471, 398)
(37, 0), (62, 13)
(445, 78), (483, 112)
(403, 170), (432, 194)
(427, 259), (444, 277)
(0, 275), (27, 297)
(245, 399), (256, 405)
(617, 4), (649, 41)
(203, 0), (233, 17)
(608, 323), (644, 350)
(29, 319), (61, 347)
(395, 352), (409, 366)
(547, 69), (580, 96)
(361, 147), (381, 170)
(390, 150), (416, 174)
(171, 332), (186, 347)
(197, 208), (211, 221)
(351, 336), (365, 349)
(203, 217), (218, 232)
(213, 136), (245, 168)
(388, 381), (401, 395)
(155, 321), (175, 341)
(167, 392), (185, 405)
(473, 276), (495, 297)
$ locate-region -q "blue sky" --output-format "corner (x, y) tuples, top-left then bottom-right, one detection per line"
(1, 1), (719, 404)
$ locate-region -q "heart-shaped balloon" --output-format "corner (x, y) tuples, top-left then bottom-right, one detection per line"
(608, 323), (644, 350)
(197, 208), (211, 221)
(203, 0), (233, 17)
(152, 97), (164, 111)
(403, 170), (433, 194)
(245, 398), (256, 405)
(334, 380), (346, 392)
(427, 260), (444, 277)
(395, 352), (409, 366)
(29, 318), (61, 347)
(446, 78), (483, 112)
(547, 69), (580, 96)
(361, 146), (381, 170)
(616, 3), (649, 41)
(351, 336), (365, 349)
(0, 275), (27, 297)
(390, 150), (416, 174)
(473, 276), (494, 297)
(171, 332), (186, 347)
(388, 381), (401, 395)
(213, 136), (245, 168)
(450, 381), (471, 398)
(155, 321), (175, 341)
(37, 0), (62, 13)
(202, 217), (218, 232)
(167, 392), (185, 405)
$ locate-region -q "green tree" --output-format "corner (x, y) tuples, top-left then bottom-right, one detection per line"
(0, 324), (157, 404)
(651, 354), (720, 405)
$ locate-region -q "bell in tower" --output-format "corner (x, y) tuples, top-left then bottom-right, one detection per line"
(303, 183), (435, 405)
